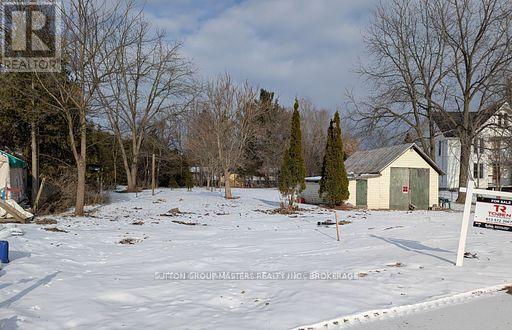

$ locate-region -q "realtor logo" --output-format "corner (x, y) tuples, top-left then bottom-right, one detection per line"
(1, 1), (61, 72)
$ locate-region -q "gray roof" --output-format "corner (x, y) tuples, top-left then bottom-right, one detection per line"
(432, 102), (508, 138)
(344, 143), (444, 175)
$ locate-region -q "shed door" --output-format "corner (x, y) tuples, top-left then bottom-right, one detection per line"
(390, 168), (410, 210)
(356, 180), (368, 206)
(410, 168), (430, 209)
(390, 168), (430, 210)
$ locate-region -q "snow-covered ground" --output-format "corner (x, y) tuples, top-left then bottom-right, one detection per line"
(1, 188), (511, 329)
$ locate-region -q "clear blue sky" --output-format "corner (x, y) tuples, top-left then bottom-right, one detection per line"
(141, 0), (377, 110)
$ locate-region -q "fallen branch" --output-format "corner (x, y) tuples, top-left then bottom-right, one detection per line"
(160, 208), (194, 217)
(44, 227), (68, 233)
(171, 220), (207, 226)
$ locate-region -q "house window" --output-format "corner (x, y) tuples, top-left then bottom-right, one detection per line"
(473, 138), (485, 154)
(492, 138), (502, 151)
(492, 164), (501, 183)
(438, 141), (442, 156)
(473, 163), (484, 179)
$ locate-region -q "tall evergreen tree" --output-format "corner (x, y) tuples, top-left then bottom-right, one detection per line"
(184, 171), (194, 191)
(319, 111), (349, 205)
(319, 120), (334, 198)
(279, 99), (306, 207)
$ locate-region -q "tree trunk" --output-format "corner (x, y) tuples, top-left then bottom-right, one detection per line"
(30, 121), (39, 207)
(286, 190), (296, 208)
(125, 172), (134, 191)
(151, 153), (156, 196)
(428, 112), (437, 162)
(224, 170), (232, 199)
(75, 158), (86, 216)
(457, 136), (472, 203)
(125, 149), (140, 192)
(128, 161), (138, 192)
(75, 109), (87, 216)
(113, 154), (117, 185)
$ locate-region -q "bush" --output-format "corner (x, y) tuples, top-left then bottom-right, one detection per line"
(37, 167), (109, 215)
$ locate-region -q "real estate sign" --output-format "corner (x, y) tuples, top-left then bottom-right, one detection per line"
(457, 183), (512, 266)
(473, 197), (512, 232)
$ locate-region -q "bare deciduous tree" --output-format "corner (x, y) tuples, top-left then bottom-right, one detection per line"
(352, 0), (449, 160)
(299, 99), (330, 176)
(353, 0), (512, 202)
(98, 13), (195, 192)
(187, 98), (220, 190)
(300, 99), (360, 176)
(434, 0), (512, 201)
(39, 0), (128, 215)
(188, 75), (259, 199)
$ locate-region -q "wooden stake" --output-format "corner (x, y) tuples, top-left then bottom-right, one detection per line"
(335, 212), (340, 241)
(33, 177), (46, 213)
(151, 153), (156, 196)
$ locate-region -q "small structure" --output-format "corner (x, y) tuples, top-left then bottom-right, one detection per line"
(0, 151), (32, 222)
(0, 151), (28, 203)
(300, 144), (443, 210)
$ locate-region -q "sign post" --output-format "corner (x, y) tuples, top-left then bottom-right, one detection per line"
(456, 182), (512, 267)
(334, 212), (340, 242)
(456, 181), (474, 267)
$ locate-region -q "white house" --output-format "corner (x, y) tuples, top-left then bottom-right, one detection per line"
(300, 143), (443, 210)
(434, 102), (512, 190)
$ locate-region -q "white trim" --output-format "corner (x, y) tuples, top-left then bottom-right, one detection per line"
(459, 187), (512, 199)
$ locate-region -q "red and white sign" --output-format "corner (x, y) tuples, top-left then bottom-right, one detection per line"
(402, 186), (409, 193)
(457, 182), (512, 267)
(474, 197), (512, 232)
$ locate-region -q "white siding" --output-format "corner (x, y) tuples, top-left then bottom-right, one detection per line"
(435, 136), (461, 190)
(299, 180), (357, 205)
(435, 137), (447, 188)
(472, 106), (512, 188)
(300, 182), (322, 204)
(366, 175), (386, 209)
(347, 180), (356, 205)
(446, 139), (461, 189)
(436, 103), (512, 189)
(0, 154), (9, 192)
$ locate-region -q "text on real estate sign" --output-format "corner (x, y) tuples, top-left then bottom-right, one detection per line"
(473, 197), (512, 232)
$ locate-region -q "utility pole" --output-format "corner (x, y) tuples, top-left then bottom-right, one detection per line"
(31, 78), (39, 207)
(152, 153), (156, 196)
